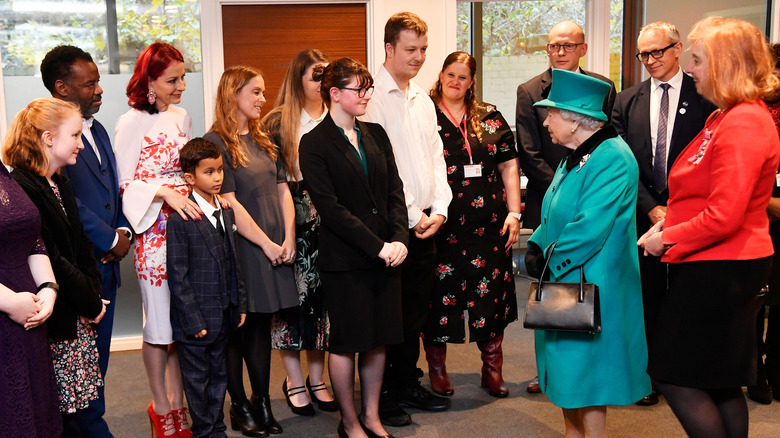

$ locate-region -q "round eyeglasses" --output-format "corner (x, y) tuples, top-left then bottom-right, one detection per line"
(635, 42), (677, 62)
(340, 86), (374, 98)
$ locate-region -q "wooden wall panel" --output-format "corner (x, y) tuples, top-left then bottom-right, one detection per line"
(221, 3), (367, 115)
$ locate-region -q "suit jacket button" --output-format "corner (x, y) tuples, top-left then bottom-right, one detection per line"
(102, 170), (107, 175)
(105, 203), (111, 209)
(556, 265), (561, 270)
(543, 219), (547, 224)
(372, 208), (378, 214)
(566, 259), (571, 263)
(561, 261), (566, 267)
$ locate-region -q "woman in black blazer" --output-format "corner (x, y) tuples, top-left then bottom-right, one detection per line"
(299, 58), (408, 438)
(5, 98), (106, 429)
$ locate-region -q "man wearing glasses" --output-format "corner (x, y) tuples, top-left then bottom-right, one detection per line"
(515, 21), (616, 393)
(611, 22), (716, 406)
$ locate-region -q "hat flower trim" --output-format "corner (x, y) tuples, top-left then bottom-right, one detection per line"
(688, 129), (712, 165)
(577, 154), (591, 172)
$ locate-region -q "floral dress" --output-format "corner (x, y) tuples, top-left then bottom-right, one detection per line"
(423, 104), (518, 343)
(115, 107), (192, 344)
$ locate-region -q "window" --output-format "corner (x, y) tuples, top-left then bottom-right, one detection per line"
(456, 0), (623, 124)
(0, 0), (202, 76)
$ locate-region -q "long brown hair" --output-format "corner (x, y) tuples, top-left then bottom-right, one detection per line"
(2, 98), (80, 176)
(210, 65), (276, 168)
(429, 51), (487, 143)
(262, 49), (328, 181)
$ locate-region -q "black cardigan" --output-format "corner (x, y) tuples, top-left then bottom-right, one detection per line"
(12, 168), (103, 341)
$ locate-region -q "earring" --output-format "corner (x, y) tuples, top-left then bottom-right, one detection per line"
(571, 126), (577, 134)
(147, 89), (156, 105)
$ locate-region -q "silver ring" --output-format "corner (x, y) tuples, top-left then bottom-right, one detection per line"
(182, 204), (188, 211)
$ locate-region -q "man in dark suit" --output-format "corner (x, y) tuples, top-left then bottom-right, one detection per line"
(611, 22), (717, 405)
(41, 45), (131, 437)
(515, 20), (616, 394)
(168, 138), (246, 438)
(516, 20), (617, 232)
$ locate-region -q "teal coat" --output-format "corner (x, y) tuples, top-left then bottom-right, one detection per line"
(528, 126), (651, 409)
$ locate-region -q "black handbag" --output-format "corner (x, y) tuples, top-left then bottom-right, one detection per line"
(523, 241), (601, 334)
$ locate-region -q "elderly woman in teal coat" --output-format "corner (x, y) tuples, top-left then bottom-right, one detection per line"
(524, 69), (651, 438)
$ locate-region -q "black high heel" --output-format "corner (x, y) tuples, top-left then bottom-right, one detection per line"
(306, 376), (339, 412)
(359, 416), (396, 438)
(337, 421), (348, 438)
(283, 378), (315, 416)
(250, 394), (283, 435)
(229, 400), (269, 437)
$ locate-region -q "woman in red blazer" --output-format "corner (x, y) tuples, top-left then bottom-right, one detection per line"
(638, 17), (780, 438)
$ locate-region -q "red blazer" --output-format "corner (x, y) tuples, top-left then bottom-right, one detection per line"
(662, 100), (780, 263)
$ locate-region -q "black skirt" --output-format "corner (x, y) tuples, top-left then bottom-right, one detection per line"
(648, 257), (771, 388)
(320, 266), (403, 353)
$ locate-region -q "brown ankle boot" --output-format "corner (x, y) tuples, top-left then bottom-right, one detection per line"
(477, 333), (508, 398)
(423, 339), (454, 396)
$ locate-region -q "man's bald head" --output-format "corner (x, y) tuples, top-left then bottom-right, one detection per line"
(547, 21), (587, 72)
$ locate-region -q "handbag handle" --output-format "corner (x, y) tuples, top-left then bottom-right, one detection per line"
(536, 240), (587, 303)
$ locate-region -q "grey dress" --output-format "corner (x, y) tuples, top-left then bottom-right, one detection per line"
(204, 132), (297, 313)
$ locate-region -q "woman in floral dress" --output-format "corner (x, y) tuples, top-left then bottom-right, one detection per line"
(263, 48), (338, 415)
(6, 97), (106, 431)
(115, 42), (195, 438)
(423, 52), (520, 398)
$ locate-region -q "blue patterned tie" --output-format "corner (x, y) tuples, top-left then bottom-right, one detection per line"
(654, 83), (671, 193)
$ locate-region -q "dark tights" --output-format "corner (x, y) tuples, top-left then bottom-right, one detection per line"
(654, 380), (748, 438)
(227, 313), (272, 403)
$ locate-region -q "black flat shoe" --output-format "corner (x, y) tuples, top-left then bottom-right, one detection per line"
(283, 379), (315, 416)
(250, 394), (283, 435)
(306, 376), (339, 412)
(229, 401), (269, 437)
(635, 389), (659, 406)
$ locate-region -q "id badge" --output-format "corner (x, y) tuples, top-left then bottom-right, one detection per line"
(464, 164), (482, 178)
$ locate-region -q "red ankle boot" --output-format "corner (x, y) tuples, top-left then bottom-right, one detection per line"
(423, 339), (454, 396)
(477, 334), (508, 398)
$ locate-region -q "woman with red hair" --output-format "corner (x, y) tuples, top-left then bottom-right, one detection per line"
(115, 42), (197, 438)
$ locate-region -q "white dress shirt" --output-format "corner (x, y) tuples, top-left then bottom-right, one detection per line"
(192, 191), (224, 232)
(292, 106), (328, 182)
(649, 68), (684, 163)
(361, 65), (452, 228)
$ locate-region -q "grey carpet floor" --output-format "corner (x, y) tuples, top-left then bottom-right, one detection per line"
(104, 276), (780, 437)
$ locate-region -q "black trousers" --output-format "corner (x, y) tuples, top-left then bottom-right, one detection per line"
(384, 230), (437, 390)
(178, 314), (229, 438)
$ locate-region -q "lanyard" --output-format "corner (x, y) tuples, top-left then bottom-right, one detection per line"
(440, 102), (473, 164)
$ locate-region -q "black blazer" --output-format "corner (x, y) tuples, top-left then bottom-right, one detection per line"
(299, 114), (408, 271)
(611, 73), (717, 229)
(515, 67), (617, 229)
(11, 169), (103, 341)
(167, 196), (246, 344)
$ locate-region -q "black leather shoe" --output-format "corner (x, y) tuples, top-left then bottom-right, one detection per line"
(378, 390), (411, 427)
(250, 394), (283, 434)
(359, 416), (396, 438)
(283, 379), (315, 416)
(635, 389), (659, 406)
(306, 376), (339, 412)
(395, 383), (451, 412)
(229, 401), (269, 437)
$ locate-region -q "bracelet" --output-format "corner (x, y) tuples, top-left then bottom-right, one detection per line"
(508, 212), (522, 221)
(37, 281), (59, 292)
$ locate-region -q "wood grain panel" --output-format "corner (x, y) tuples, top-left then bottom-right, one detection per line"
(221, 3), (367, 115)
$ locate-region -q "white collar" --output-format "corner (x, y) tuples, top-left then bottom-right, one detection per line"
(192, 191), (220, 218)
(301, 106), (327, 127)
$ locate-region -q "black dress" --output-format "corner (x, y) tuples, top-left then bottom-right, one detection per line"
(0, 165), (62, 437)
(423, 104), (518, 343)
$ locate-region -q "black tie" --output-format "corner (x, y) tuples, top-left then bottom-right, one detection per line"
(213, 210), (225, 238)
(654, 83), (671, 193)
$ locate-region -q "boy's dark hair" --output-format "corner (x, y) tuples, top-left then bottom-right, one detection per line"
(180, 137), (222, 175)
(40, 45), (94, 94)
(384, 12), (427, 47)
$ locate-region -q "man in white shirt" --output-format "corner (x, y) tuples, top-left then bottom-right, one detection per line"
(611, 22), (716, 406)
(362, 11), (453, 427)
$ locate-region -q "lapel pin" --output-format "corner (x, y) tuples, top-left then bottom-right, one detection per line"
(679, 108), (686, 115)
(682, 101), (689, 107)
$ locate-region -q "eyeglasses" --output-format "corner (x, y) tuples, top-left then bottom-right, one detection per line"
(546, 43), (584, 53)
(635, 42), (677, 62)
(340, 86), (374, 98)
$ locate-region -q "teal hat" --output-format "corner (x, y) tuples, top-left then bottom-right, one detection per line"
(534, 69), (610, 121)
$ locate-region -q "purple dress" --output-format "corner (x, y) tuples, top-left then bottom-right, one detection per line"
(0, 165), (62, 437)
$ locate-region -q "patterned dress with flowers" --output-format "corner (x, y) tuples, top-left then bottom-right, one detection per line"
(423, 104), (518, 343)
(115, 107), (192, 345)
